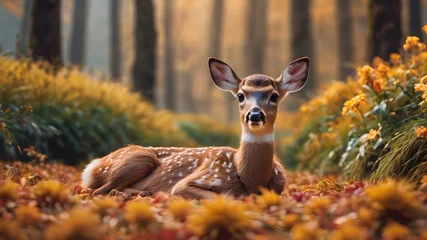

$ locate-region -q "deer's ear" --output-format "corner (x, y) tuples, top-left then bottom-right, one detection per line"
(208, 57), (241, 94)
(277, 57), (310, 93)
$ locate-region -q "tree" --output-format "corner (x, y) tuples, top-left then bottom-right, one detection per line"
(367, 0), (402, 60)
(337, 0), (354, 80)
(19, 0), (32, 56)
(110, 0), (121, 80)
(207, 0), (224, 113)
(409, 0), (422, 39)
(245, 0), (267, 74)
(163, 0), (175, 110)
(291, 0), (315, 93)
(29, 0), (62, 65)
(69, 0), (89, 67)
(133, 0), (157, 103)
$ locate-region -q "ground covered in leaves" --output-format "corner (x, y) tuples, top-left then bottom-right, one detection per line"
(0, 161), (426, 240)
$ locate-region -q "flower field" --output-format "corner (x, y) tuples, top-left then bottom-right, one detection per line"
(1, 161), (426, 240)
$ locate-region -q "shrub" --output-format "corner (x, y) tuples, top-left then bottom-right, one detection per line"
(282, 33), (427, 183)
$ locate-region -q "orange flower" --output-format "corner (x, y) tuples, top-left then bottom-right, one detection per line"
(416, 126), (427, 139)
(390, 53), (401, 65)
(342, 94), (366, 115)
(367, 129), (380, 141)
(403, 36), (426, 51)
(357, 65), (374, 85)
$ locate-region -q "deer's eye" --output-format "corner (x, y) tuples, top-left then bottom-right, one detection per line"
(270, 93), (279, 103)
(237, 93), (245, 102)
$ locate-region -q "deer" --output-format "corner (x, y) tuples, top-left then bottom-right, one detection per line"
(81, 57), (310, 199)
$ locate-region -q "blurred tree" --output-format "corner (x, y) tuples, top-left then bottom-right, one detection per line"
(29, 0), (62, 65)
(164, 0), (176, 110)
(110, 0), (121, 81)
(133, 0), (157, 103)
(18, 0), (32, 56)
(337, 0), (354, 80)
(409, 0), (422, 39)
(368, 0), (402, 60)
(291, 0), (315, 94)
(69, 0), (88, 67)
(245, 0), (267, 74)
(207, 0), (224, 113)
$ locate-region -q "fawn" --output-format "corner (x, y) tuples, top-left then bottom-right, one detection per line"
(81, 57), (310, 199)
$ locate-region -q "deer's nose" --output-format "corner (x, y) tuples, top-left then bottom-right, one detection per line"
(247, 108), (265, 123)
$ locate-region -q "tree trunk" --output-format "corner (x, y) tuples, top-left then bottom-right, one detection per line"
(19, 0), (32, 56)
(245, 0), (267, 74)
(337, 0), (354, 80)
(29, 0), (62, 65)
(133, 0), (157, 103)
(207, 0), (224, 113)
(110, 0), (121, 81)
(69, 0), (88, 67)
(164, 0), (176, 110)
(291, 0), (314, 92)
(409, 0), (422, 39)
(368, 0), (402, 60)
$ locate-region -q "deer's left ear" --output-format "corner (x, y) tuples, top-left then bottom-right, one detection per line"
(277, 57), (310, 93)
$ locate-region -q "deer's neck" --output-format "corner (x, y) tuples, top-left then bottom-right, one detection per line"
(235, 131), (275, 194)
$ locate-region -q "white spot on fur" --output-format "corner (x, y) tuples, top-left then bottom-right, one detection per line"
(81, 158), (101, 188)
(222, 162), (227, 167)
(226, 152), (231, 159)
(227, 176), (231, 181)
(195, 179), (204, 184)
(241, 132), (274, 143)
(210, 179), (222, 186)
(275, 167), (280, 175)
(178, 172), (183, 177)
(228, 162), (233, 168)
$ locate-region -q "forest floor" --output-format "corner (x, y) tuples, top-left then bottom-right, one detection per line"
(0, 161), (426, 240)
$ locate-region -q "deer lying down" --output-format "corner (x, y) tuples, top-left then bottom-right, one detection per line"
(81, 57), (310, 199)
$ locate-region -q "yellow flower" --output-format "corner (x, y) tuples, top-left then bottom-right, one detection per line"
(282, 213), (299, 229)
(291, 221), (325, 240)
(365, 179), (422, 220)
(304, 197), (332, 215)
(125, 200), (157, 227)
(421, 75), (427, 84)
(92, 196), (119, 214)
(256, 188), (282, 208)
(415, 83), (427, 92)
(14, 205), (41, 225)
(377, 63), (389, 74)
(0, 177), (20, 200)
(0, 219), (23, 240)
(357, 207), (377, 226)
(367, 129), (379, 141)
(331, 221), (366, 240)
(44, 207), (104, 240)
(403, 36), (426, 51)
(34, 180), (72, 205)
(416, 126), (427, 139)
(357, 65), (374, 85)
(382, 222), (410, 240)
(187, 196), (253, 238)
(342, 94), (366, 115)
(168, 199), (194, 221)
(390, 53), (401, 65)
(422, 24), (427, 33)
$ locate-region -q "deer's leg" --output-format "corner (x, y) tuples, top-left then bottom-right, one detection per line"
(93, 148), (160, 195)
(172, 185), (217, 199)
(266, 161), (287, 194)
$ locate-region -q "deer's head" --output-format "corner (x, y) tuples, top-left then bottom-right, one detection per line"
(208, 57), (310, 141)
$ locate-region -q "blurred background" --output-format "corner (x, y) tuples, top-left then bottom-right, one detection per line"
(0, 0), (427, 121)
(1, 0), (426, 122)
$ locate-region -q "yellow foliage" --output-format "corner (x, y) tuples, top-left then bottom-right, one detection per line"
(382, 222), (410, 240)
(167, 198), (194, 221)
(187, 196), (253, 238)
(34, 180), (72, 204)
(14, 205), (41, 225)
(0, 177), (20, 200)
(125, 200), (157, 227)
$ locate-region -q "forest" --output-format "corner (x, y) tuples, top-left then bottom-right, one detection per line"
(0, 0), (427, 239)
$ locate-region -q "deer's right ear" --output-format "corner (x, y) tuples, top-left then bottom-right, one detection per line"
(208, 58), (241, 94)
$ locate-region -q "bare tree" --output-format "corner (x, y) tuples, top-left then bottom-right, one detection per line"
(409, 0), (422, 39)
(337, 0), (354, 80)
(133, 0), (157, 103)
(69, 0), (89, 67)
(164, 0), (176, 110)
(367, 0), (402, 60)
(207, 0), (224, 113)
(29, 0), (62, 65)
(110, 0), (121, 80)
(19, 0), (32, 56)
(291, 0), (314, 92)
